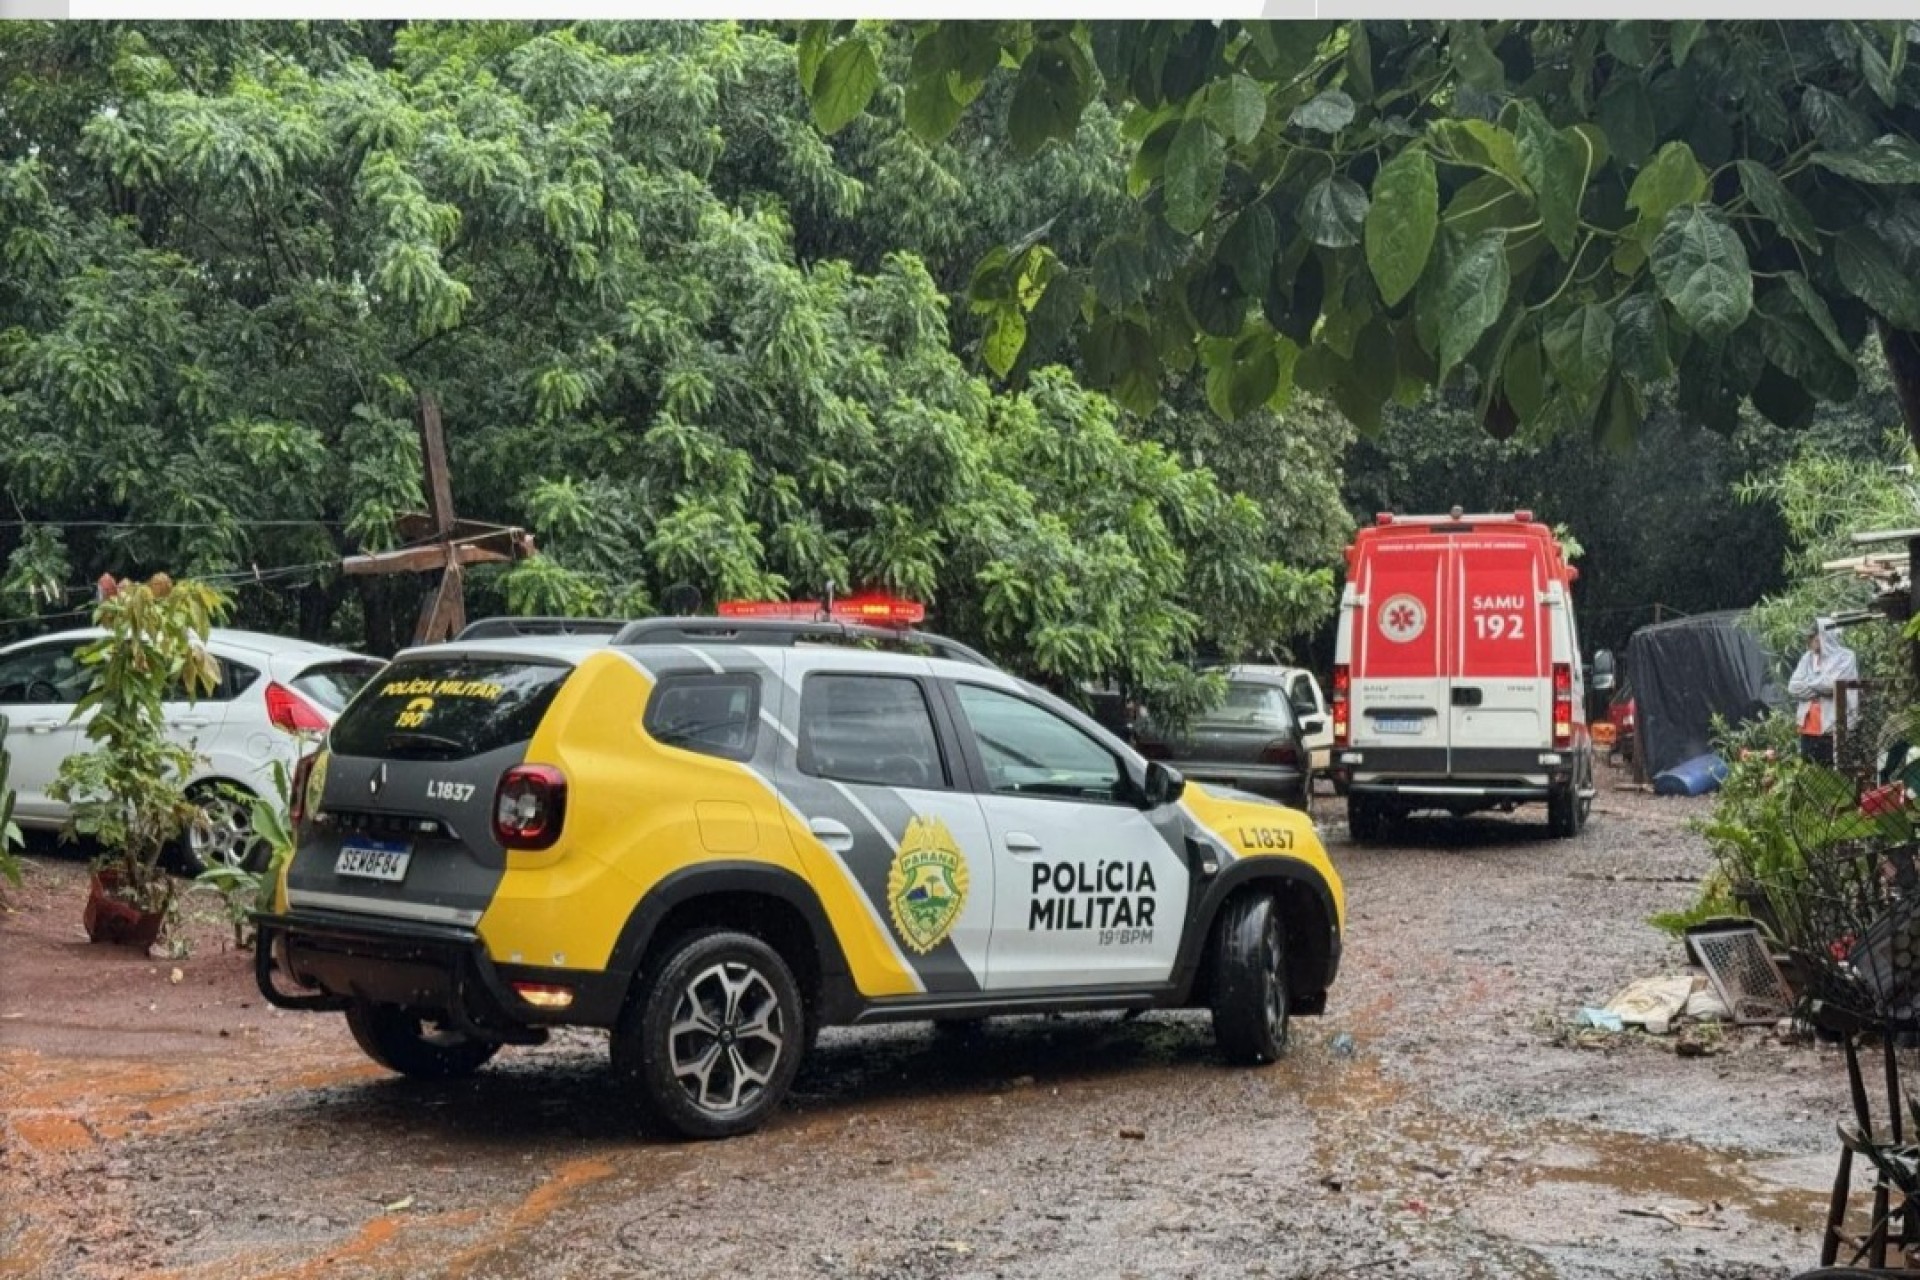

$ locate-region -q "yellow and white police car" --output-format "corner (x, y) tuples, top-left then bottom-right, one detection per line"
(256, 604), (1345, 1139)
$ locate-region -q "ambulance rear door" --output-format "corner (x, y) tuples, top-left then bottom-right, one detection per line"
(1350, 536), (1450, 758)
(1449, 536), (1551, 761)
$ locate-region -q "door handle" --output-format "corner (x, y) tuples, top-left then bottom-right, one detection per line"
(1003, 832), (1043, 855)
(24, 719), (63, 734)
(807, 817), (854, 853)
(175, 718), (213, 729)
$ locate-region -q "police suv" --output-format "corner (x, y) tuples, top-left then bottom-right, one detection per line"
(256, 604), (1345, 1139)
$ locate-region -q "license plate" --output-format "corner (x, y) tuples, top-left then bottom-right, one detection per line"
(335, 838), (412, 882)
(1373, 716), (1424, 735)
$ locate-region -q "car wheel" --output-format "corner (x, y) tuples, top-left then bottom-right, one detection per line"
(1347, 795), (1382, 843)
(613, 929), (805, 1140)
(345, 1001), (501, 1079)
(1210, 892), (1290, 1065)
(176, 784), (270, 875)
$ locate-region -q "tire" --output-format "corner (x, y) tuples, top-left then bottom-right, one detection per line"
(1210, 892), (1291, 1066)
(612, 929), (806, 1140)
(1548, 786), (1579, 839)
(1347, 795), (1382, 843)
(175, 783), (269, 875)
(345, 1002), (501, 1079)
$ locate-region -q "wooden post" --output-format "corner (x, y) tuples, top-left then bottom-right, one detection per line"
(340, 391), (534, 649)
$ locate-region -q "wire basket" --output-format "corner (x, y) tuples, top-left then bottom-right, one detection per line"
(1752, 767), (1920, 1034)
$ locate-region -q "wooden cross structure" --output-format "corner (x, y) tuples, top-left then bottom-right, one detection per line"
(341, 392), (537, 645)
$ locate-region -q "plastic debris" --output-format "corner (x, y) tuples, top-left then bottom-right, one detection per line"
(1575, 1008), (1624, 1032)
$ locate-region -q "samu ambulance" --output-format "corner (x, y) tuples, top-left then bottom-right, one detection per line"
(1328, 509), (1594, 841)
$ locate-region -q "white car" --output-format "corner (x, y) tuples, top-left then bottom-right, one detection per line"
(0, 628), (383, 871)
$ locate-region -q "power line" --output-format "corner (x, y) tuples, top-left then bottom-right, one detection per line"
(0, 518), (350, 530)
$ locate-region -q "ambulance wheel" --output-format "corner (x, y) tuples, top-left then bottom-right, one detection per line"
(1548, 787), (1580, 839)
(613, 929), (805, 1140)
(344, 1002), (501, 1079)
(1347, 796), (1383, 843)
(1210, 892), (1290, 1065)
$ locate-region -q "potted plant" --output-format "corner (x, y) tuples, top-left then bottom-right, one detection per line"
(51, 573), (228, 948)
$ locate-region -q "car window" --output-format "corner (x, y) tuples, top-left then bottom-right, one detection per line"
(954, 683), (1124, 804)
(0, 641), (90, 705)
(329, 657), (573, 760)
(646, 673), (759, 762)
(289, 660), (380, 712)
(799, 675), (947, 790)
(1288, 674), (1319, 715)
(1199, 681), (1296, 732)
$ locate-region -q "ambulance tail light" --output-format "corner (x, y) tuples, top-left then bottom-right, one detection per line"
(494, 764), (567, 850)
(1331, 664), (1350, 747)
(1552, 664), (1573, 749)
(1260, 740), (1301, 767)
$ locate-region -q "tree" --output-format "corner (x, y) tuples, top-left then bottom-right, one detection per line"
(0, 21), (1338, 709)
(806, 21), (1920, 454)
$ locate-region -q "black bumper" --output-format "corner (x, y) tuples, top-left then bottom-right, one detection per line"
(253, 909), (626, 1037)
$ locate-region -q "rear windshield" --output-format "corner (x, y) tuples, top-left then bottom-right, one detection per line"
(1197, 681), (1297, 731)
(328, 657), (572, 760)
(291, 660), (384, 713)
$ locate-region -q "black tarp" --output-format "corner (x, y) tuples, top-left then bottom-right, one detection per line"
(1625, 611), (1785, 778)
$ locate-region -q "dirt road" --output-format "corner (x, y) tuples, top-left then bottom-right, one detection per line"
(0, 777), (1865, 1279)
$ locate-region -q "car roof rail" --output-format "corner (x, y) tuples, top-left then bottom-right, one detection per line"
(454, 617), (625, 641)
(608, 616), (1000, 670)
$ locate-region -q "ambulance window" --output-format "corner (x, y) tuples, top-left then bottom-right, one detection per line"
(954, 683), (1124, 804)
(645, 673), (759, 762)
(799, 675), (949, 790)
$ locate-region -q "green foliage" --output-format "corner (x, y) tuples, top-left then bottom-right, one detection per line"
(194, 761), (297, 948)
(50, 574), (230, 918)
(0, 22), (1344, 697)
(819, 20), (1920, 450)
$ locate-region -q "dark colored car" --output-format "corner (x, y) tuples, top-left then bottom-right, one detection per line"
(1133, 668), (1320, 810)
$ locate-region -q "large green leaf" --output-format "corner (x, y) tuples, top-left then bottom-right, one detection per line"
(1364, 149), (1437, 306)
(1613, 294), (1673, 383)
(1205, 76), (1267, 145)
(1185, 261), (1248, 338)
(1447, 22), (1507, 90)
(1219, 204), (1278, 295)
(1627, 141), (1707, 239)
(1543, 304), (1615, 395)
(983, 306), (1027, 378)
(1514, 105), (1584, 258)
(1736, 161), (1819, 252)
(1302, 175), (1369, 250)
(1008, 43), (1092, 157)
(1596, 77), (1655, 168)
(1203, 332), (1281, 419)
(1289, 90), (1355, 135)
(1503, 327), (1545, 422)
(1430, 119), (1528, 190)
(1163, 117), (1225, 235)
(1835, 227), (1920, 329)
(1810, 134), (1920, 185)
(1649, 205), (1751, 339)
(1420, 228), (1510, 383)
(905, 73), (967, 143)
(809, 38), (880, 136)
(1091, 236), (1151, 310)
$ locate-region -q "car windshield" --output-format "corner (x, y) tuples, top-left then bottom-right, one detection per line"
(1196, 681), (1295, 731)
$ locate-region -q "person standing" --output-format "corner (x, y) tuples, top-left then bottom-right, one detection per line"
(1788, 618), (1859, 767)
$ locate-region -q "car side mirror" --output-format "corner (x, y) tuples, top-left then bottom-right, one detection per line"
(1141, 760), (1185, 808)
(1300, 716), (1327, 736)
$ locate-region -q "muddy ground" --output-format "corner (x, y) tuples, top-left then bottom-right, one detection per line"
(0, 770), (1882, 1279)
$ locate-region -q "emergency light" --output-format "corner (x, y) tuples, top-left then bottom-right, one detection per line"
(716, 593), (926, 627)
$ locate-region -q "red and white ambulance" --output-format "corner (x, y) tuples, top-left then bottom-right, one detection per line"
(1328, 508), (1594, 841)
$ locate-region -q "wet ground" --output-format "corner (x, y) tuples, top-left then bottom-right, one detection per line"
(0, 772), (1878, 1279)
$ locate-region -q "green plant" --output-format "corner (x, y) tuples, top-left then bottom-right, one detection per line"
(50, 573), (230, 922)
(194, 756), (302, 949)
(0, 713), (23, 903)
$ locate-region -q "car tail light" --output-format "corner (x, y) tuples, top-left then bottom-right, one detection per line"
(1260, 741), (1300, 767)
(1331, 664), (1350, 747)
(265, 682), (329, 733)
(289, 751), (318, 826)
(494, 764), (567, 850)
(1552, 663), (1573, 749)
